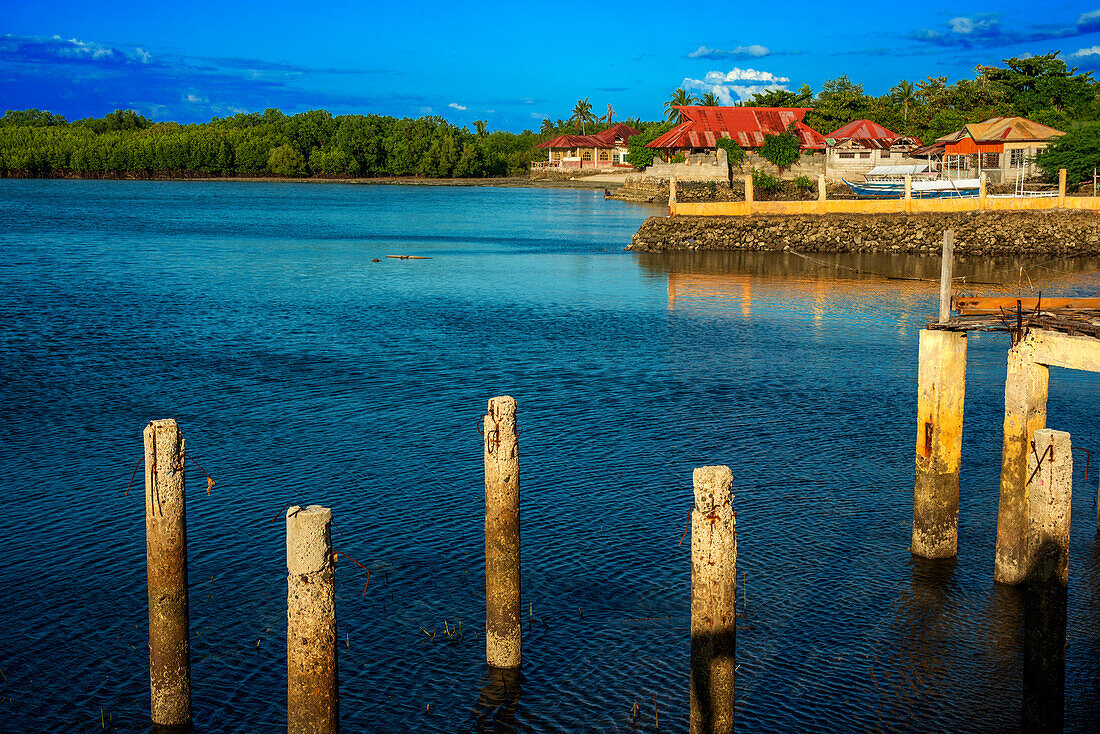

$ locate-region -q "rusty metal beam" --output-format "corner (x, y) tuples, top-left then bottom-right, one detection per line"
(952, 297), (1100, 315)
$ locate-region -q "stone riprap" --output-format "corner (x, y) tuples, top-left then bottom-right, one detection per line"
(629, 211), (1100, 255)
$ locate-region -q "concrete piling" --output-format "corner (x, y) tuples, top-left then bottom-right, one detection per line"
(995, 340), (1050, 585)
(912, 329), (968, 558)
(484, 396), (521, 669)
(1026, 429), (1072, 586)
(938, 229), (954, 325)
(144, 418), (192, 729)
(690, 465), (737, 734)
(286, 505), (337, 734)
(743, 174), (753, 214)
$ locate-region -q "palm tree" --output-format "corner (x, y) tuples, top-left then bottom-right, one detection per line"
(570, 98), (595, 134)
(891, 80), (916, 122)
(700, 92), (721, 107)
(540, 118), (555, 135)
(604, 104), (616, 124)
(664, 88), (699, 122)
(474, 120), (488, 136)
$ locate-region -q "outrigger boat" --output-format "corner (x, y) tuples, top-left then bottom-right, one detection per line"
(843, 163), (980, 199)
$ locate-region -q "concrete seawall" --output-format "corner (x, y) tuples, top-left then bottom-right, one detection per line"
(629, 211), (1100, 256)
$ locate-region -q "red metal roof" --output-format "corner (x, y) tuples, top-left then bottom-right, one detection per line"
(592, 123), (641, 146)
(646, 107), (826, 150)
(826, 119), (900, 141)
(536, 134), (613, 149)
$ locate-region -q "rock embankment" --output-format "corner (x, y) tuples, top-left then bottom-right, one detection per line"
(630, 210), (1100, 256)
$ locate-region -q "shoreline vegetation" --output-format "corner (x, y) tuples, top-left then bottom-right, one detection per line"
(4, 53), (1100, 184)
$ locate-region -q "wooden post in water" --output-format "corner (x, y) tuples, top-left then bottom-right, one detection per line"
(1026, 429), (1072, 585)
(912, 329), (968, 558)
(743, 174), (753, 215)
(484, 396), (521, 669)
(995, 340), (1049, 585)
(690, 465), (736, 734)
(144, 418), (192, 730)
(1058, 168), (1067, 208)
(286, 505), (337, 734)
(939, 230), (954, 325)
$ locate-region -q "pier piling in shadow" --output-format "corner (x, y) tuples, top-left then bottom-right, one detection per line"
(144, 418), (192, 730)
(286, 505), (337, 734)
(690, 465), (736, 734)
(484, 395), (521, 669)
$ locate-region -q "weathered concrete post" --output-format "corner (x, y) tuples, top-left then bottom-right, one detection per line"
(904, 174), (913, 213)
(669, 175), (677, 217)
(912, 329), (967, 558)
(817, 174), (826, 202)
(939, 229), (954, 324)
(995, 339), (1050, 585)
(144, 418), (192, 730)
(743, 174), (753, 215)
(1058, 168), (1067, 208)
(1027, 429), (1072, 585)
(1022, 429), (1071, 732)
(978, 173), (987, 210)
(484, 396), (521, 669)
(286, 505), (337, 734)
(690, 465), (736, 734)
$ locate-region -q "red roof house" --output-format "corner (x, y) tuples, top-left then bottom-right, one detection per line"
(826, 119), (920, 149)
(646, 107), (827, 151)
(535, 123), (642, 169)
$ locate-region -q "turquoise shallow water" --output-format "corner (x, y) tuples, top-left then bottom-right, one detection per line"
(1, 180), (1099, 732)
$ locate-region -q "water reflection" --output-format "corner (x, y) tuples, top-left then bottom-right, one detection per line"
(1023, 546), (1069, 733)
(471, 666), (527, 733)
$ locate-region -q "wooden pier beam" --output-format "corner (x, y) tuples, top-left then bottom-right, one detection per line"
(286, 505), (337, 734)
(144, 418), (192, 730)
(690, 465), (737, 734)
(995, 339), (1050, 585)
(912, 330), (968, 558)
(484, 396), (521, 669)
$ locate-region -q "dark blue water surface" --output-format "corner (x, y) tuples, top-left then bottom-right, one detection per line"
(1, 179), (1100, 733)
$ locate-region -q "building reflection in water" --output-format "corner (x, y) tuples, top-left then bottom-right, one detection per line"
(472, 666), (527, 733)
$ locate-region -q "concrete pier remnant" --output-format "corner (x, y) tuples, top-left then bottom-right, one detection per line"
(484, 395), (521, 669)
(690, 465), (737, 734)
(286, 505), (337, 734)
(995, 340), (1050, 585)
(1027, 429), (1073, 586)
(144, 418), (192, 729)
(912, 329), (968, 558)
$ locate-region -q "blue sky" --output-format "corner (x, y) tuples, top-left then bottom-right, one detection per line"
(4, 1), (1100, 130)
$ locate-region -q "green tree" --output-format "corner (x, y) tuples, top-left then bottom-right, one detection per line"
(891, 80), (916, 122)
(715, 137), (745, 186)
(665, 89), (698, 122)
(570, 98), (595, 133)
(474, 120), (488, 136)
(625, 122), (675, 169)
(758, 126), (801, 172)
(268, 144), (307, 176)
(699, 92), (721, 107)
(1034, 122), (1100, 183)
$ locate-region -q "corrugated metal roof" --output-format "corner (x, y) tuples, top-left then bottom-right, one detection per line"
(646, 106), (825, 150)
(591, 123), (641, 145)
(935, 117), (1065, 145)
(536, 134), (614, 149)
(827, 119), (899, 141)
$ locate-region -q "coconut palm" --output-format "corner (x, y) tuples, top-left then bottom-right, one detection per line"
(603, 104), (616, 124)
(700, 92), (721, 106)
(665, 88), (699, 122)
(474, 120), (487, 136)
(540, 118), (555, 135)
(570, 98), (595, 134)
(891, 80), (916, 122)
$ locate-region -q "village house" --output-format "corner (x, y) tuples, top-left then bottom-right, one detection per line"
(913, 116), (1065, 183)
(533, 123), (641, 170)
(824, 119), (923, 178)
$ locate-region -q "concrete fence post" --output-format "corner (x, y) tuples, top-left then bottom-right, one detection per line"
(144, 418), (192, 729)
(286, 505), (337, 734)
(484, 396), (521, 669)
(912, 330), (968, 558)
(979, 173), (987, 210)
(1058, 168), (1067, 208)
(743, 174), (753, 215)
(995, 341), (1050, 585)
(690, 465), (736, 734)
(904, 174), (913, 213)
(669, 175), (677, 217)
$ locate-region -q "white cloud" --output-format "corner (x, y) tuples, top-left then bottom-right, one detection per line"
(948, 15), (997, 34)
(419, 106), (433, 114)
(448, 102), (467, 111)
(184, 93), (208, 104)
(702, 68), (790, 84)
(688, 44), (770, 59)
(1079, 9), (1100, 25)
(1072, 45), (1100, 57)
(135, 47), (151, 63)
(681, 71), (790, 105)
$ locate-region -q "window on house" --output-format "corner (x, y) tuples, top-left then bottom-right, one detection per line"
(598, 150), (610, 161)
(980, 152), (1000, 169)
(1010, 149), (1024, 167)
(581, 149), (593, 161)
(839, 152), (855, 159)
(881, 151), (892, 158)
(859, 152), (871, 159)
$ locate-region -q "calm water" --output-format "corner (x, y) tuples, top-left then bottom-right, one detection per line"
(1, 180), (1099, 733)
